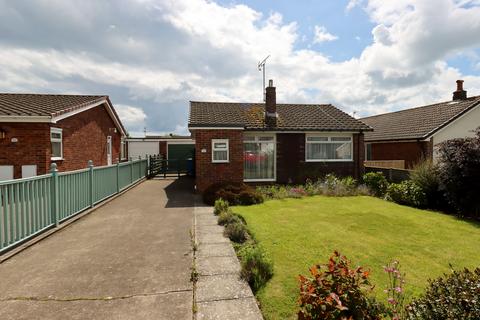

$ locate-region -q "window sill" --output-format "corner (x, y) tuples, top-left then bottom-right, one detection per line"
(244, 179), (276, 182)
(305, 159), (354, 162)
(212, 161), (229, 164)
(51, 157), (64, 161)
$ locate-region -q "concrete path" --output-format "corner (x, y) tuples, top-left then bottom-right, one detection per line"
(0, 178), (195, 320)
(194, 205), (263, 320)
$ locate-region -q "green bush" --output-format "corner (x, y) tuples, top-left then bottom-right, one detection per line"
(437, 128), (480, 217)
(238, 244), (274, 293)
(363, 172), (389, 197)
(406, 267), (480, 320)
(386, 180), (427, 208)
(238, 190), (264, 205)
(213, 198), (229, 216)
(410, 160), (444, 209)
(298, 251), (385, 320)
(217, 210), (241, 226)
(203, 181), (264, 206)
(224, 221), (249, 243)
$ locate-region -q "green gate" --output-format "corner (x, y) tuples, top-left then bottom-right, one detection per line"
(167, 144), (195, 173)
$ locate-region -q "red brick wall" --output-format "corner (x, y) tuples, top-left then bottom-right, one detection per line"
(192, 129), (244, 192)
(159, 141), (167, 158)
(0, 104), (122, 179)
(53, 104), (121, 171)
(369, 140), (431, 168)
(0, 123), (50, 178)
(276, 132), (364, 183)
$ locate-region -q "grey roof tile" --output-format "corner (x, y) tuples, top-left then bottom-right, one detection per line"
(361, 96), (480, 141)
(189, 101), (371, 131)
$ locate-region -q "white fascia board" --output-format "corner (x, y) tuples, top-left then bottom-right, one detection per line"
(425, 102), (479, 140)
(0, 115), (51, 122)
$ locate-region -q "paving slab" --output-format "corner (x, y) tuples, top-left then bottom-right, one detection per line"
(197, 231), (230, 245)
(197, 225), (225, 234)
(197, 242), (236, 258)
(196, 297), (263, 320)
(196, 214), (219, 226)
(0, 177), (195, 320)
(197, 256), (241, 276)
(196, 274), (253, 302)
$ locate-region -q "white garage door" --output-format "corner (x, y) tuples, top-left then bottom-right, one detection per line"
(128, 141), (159, 159)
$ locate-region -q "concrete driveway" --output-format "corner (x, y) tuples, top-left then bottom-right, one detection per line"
(0, 178), (195, 320)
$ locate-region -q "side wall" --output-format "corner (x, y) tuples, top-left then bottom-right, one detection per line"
(276, 132), (364, 184)
(0, 122), (50, 178)
(54, 104), (121, 171)
(368, 141), (431, 169)
(192, 129), (244, 192)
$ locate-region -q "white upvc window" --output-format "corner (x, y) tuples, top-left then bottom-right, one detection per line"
(305, 133), (353, 162)
(212, 139), (229, 163)
(243, 134), (276, 182)
(50, 127), (63, 160)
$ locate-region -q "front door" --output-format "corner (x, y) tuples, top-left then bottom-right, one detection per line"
(107, 136), (112, 165)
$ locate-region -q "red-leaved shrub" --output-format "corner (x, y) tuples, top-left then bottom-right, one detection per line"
(298, 251), (384, 320)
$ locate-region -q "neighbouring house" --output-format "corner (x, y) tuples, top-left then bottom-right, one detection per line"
(188, 80), (372, 192)
(0, 94), (127, 180)
(361, 80), (480, 169)
(126, 134), (194, 160)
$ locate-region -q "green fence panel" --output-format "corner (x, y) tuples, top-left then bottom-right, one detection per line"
(118, 162), (132, 191)
(0, 175), (53, 252)
(92, 165), (118, 204)
(58, 169), (90, 221)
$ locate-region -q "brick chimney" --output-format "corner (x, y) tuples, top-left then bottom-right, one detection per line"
(265, 79), (277, 127)
(453, 80), (467, 100)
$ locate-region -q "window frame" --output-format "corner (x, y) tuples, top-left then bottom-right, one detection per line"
(50, 127), (63, 160)
(243, 134), (276, 182)
(120, 137), (127, 160)
(305, 133), (353, 162)
(211, 139), (229, 163)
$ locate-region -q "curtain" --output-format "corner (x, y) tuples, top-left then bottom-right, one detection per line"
(244, 142), (275, 180)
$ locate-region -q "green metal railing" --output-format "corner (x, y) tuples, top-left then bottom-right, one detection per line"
(0, 158), (147, 253)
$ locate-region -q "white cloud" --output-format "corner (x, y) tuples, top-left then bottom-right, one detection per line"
(313, 26), (338, 43)
(0, 0), (480, 133)
(346, 0), (364, 11)
(115, 104), (146, 129)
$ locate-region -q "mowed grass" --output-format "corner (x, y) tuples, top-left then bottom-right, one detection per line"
(233, 196), (480, 320)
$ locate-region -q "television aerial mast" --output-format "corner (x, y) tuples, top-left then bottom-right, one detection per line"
(257, 55), (270, 102)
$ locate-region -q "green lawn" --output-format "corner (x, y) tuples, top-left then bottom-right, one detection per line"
(233, 196), (480, 320)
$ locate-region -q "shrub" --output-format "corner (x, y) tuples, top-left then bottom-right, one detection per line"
(405, 267), (480, 320)
(238, 190), (264, 205)
(203, 181), (264, 206)
(238, 244), (274, 293)
(217, 210), (241, 226)
(410, 160), (443, 209)
(298, 251), (385, 320)
(386, 180), (427, 208)
(213, 198), (229, 216)
(437, 128), (480, 217)
(363, 172), (389, 197)
(224, 221), (249, 243)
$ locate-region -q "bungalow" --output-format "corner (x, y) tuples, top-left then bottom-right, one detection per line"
(361, 80), (480, 168)
(188, 80), (372, 192)
(0, 94), (127, 180)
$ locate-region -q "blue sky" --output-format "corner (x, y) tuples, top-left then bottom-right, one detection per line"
(1, 0), (480, 136)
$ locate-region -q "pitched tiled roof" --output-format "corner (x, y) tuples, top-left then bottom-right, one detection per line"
(0, 93), (107, 117)
(361, 96), (480, 142)
(189, 101), (372, 131)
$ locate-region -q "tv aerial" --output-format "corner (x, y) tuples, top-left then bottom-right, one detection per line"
(258, 55), (270, 102)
